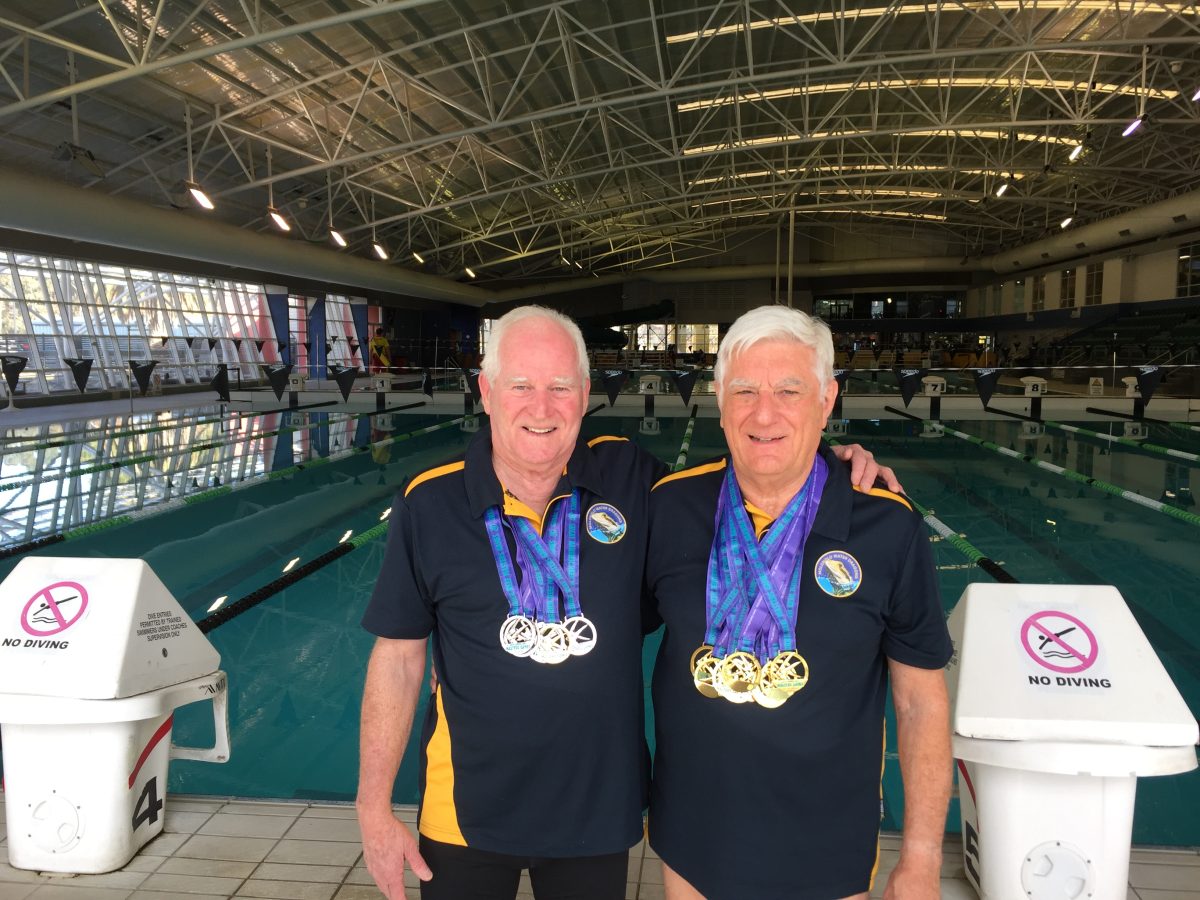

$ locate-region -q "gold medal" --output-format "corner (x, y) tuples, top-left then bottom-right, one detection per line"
(693, 652), (720, 698)
(690, 644), (714, 672)
(751, 685), (787, 708)
(719, 651), (761, 696)
(759, 650), (810, 703)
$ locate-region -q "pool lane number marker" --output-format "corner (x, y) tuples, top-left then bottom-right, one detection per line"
(20, 581), (89, 637)
(1021, 610), (1098, 674)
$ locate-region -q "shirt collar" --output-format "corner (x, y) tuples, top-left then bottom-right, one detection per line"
(730, 442), (852, 543)
(810, 442), (852, 542)
(464, 422), (606, 519)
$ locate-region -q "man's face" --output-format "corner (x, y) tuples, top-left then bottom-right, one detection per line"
(479, 319), (590, 472)
(717, 338), (837, 487)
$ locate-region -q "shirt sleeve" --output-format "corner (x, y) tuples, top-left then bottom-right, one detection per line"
(881, 516), (952, 669)
(361, 489), (435, 639)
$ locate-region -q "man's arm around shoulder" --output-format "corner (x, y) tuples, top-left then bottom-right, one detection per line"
(883, 659), (951, 900)
(357, 636), (433, 898)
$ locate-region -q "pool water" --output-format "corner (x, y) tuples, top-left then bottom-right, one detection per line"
(1, 408), (1196, 846)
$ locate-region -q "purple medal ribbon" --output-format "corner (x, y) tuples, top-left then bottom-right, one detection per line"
(707, 454), (828, 661)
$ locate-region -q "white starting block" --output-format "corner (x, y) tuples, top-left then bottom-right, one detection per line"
(922, 375), (947, 396)
(0, 558), (229, 874)
(1121, 376), (1141, 399)
(945, 583), (1197, 900)
(639, 416), (660, 435)
(372, 375), (390, 392)
(287, 372), (307, 391)
(1123, 421), (1148, 440)
(639, 375), (662, 394)
(1020, 376), (1047, 397)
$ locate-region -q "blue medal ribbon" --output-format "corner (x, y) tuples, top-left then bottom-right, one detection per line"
(484, 508), (535, 619)
(487, 490), (583, 624)
(704, 455), (828, 662)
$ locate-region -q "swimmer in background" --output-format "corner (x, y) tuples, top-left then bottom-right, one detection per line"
(369, 328), (391, 375)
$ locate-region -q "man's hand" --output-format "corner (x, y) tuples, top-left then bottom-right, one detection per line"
(881, 849), (941, 900)
(357, 637), (431, 898)
(829, 442), (903, 493)
(359, 809), (432, 899)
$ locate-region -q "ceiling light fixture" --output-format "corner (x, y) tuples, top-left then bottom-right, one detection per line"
(183, 104), (214, 211)
(326, 171), (344, 247)
(1193, 87), (1200, 102)
(1125, 45), (1149, 137)
(265, 146), (288, 230)
(412, 251), (425, 264)
(1060, 214), (1074, 229)
(995, 180), (1010, 198)
(368, 197), (387, 260)
(664, 3), (1195, 43)
(465, 266), (477, 278)
(1068, 143), (1084, 161)
(185, 181), (215, 210)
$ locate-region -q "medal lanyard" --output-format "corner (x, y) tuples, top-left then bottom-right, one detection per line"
(508, 490), (583, 622)
(484, 508), (537, 620)
(708, 456), (828, 657)
(703, 489), (753, 653)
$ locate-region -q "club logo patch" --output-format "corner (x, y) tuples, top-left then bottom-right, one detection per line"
(814, 550), (862, 598)
(585, 503), (626, 544)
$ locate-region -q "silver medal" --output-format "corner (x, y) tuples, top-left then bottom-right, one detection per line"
(530, 621), (572, 664)
(563, 615), (598, 656)
(499, 615), (537, 657)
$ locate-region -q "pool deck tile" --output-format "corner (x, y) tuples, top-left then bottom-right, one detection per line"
(0, 795), (1197, 899)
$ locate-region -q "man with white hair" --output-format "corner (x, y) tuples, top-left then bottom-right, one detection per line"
(357, 305), (897, 900)
(646, 305), (951, 900)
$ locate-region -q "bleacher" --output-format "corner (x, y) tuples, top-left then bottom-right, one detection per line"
(1052, 306), (1198, 365)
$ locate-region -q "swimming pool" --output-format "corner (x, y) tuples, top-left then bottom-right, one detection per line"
(1, 404), (1196, 847)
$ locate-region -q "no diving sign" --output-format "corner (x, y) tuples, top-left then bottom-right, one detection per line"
(21, 581), (89, 637)
(1021, 610), (1098, 674)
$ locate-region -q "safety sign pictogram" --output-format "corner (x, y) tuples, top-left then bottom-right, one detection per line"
(1020, 610), (1098, 674)
(21, 581), (89, 637)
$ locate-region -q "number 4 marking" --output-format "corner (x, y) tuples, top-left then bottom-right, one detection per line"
(132, 776), (164, 831)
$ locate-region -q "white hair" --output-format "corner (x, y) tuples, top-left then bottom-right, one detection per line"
(481, 305), (589, 383)
(714, 304), (834, 392)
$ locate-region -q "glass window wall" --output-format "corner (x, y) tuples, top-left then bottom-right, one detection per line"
(0, 250), (277, 397)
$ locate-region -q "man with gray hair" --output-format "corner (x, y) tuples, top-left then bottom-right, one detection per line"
(646, 304), (951, 900)
(357, 305), (898, 900)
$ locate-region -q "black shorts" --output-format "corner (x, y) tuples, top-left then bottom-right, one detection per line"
(418, 835), (628, 900)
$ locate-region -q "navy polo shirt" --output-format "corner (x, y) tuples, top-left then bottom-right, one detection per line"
(363, 424), (667, 857)
(645, 442), (952, 900)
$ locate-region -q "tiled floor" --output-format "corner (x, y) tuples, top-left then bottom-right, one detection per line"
(1, 796), (1197, 899)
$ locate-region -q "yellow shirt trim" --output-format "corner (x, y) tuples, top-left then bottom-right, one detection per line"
(853, 485), (913, 512)
(405, 461), (466, 498)
(652, 459), (727, 491)
(587, 435), (628, 447)
(502, 487), (571, 534)
(418, 687), (466, 846)
(868, 719), (886, 890)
